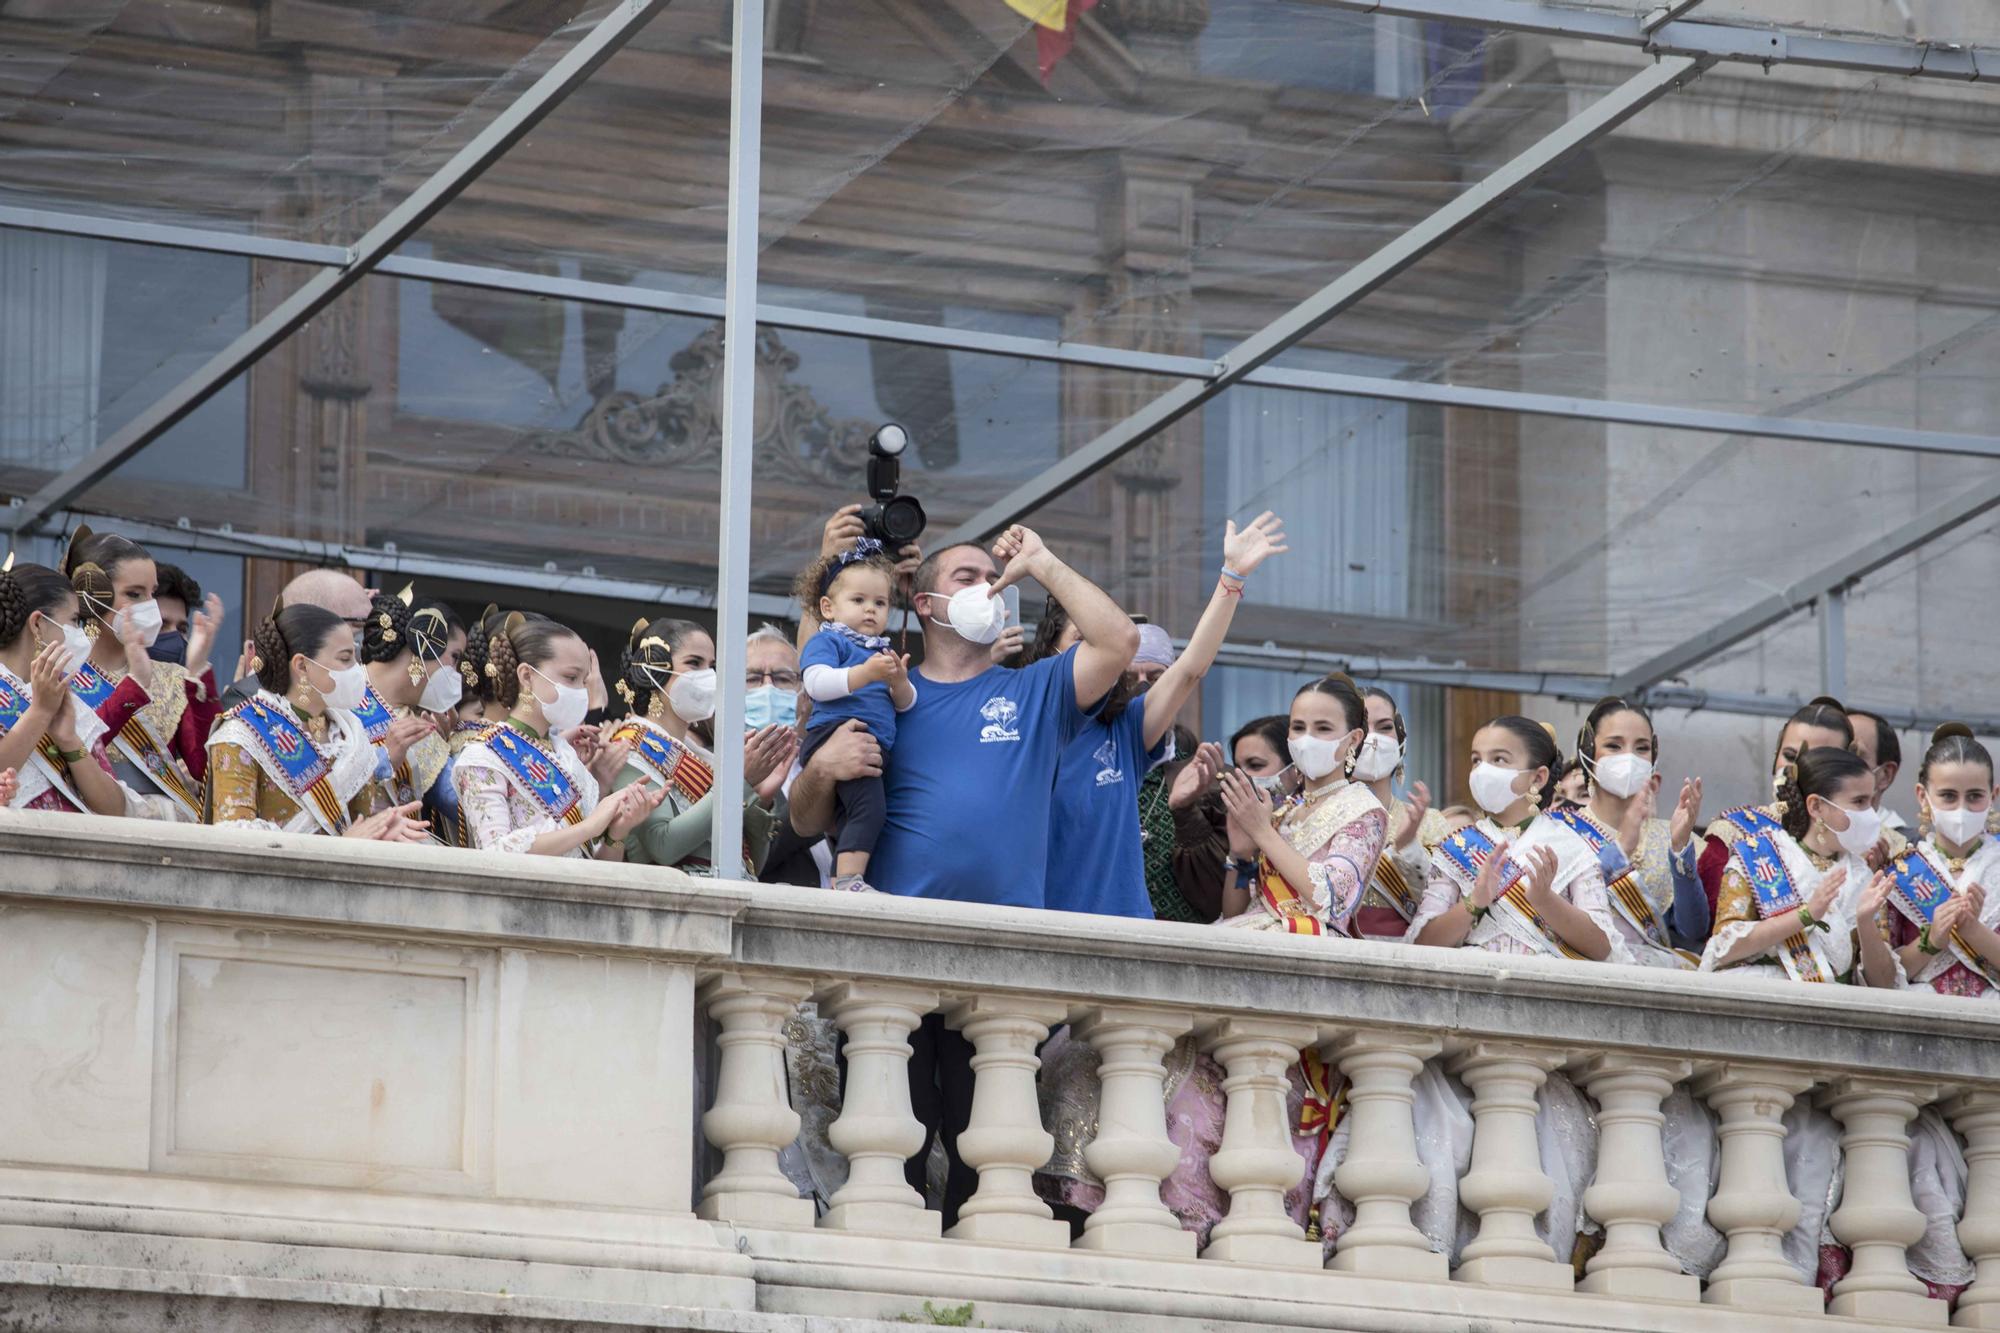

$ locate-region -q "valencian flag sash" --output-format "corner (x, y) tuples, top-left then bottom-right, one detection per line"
(0, 673), (83, 810)
(1720, 807), (1832, 984)
(611, 720), (716, 807)
(1369, 847), (1420, 921)
(1541, 805), (1682, 957)
(488, 726), (584, 826)
(227, 697), (350, 834)
(1436, 824), (1587, 960)
(352, 684), (395, 743)
(1888, 849), (2000, 990)
(69, 661), (201, 819)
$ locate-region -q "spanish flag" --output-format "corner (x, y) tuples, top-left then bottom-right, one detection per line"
(1004, 0), (1098, 81)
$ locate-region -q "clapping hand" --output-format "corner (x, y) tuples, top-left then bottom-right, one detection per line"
(1520, 845), (1561, 912)
(744, 724), (798, 790)
(1858, 870), (1893, 922)
(1934, 892), (1974, 937)
(603, 782), (667, 843)
(1617, 782), (1654, 857)
(1393, 780), (1432, 851)
(186, 592), (225, 679)
(1669, 777), (1703, 852)
(346, 801), (430, 843)
(1169, 741), (1224, 811)
(1809, 865), (1845, 921)
(1221, 510), (1289, 576)
(383, 715), (436, 767)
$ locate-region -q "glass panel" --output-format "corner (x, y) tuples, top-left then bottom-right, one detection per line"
(0, 1), (608, 244)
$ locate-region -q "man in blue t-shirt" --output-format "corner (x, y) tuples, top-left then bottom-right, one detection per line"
(869, 524), (1136, 909)
(865, 522), (1135, 1228)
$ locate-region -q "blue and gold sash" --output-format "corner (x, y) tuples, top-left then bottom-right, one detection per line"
(1544, 806), (1668, 949)
(352, 685), (396, 744)
(610, 719), (715, 807)
(487, 726), (583, 826)
(0, 673), (81, 809)
(1721, 807), (1830, 984)
(70, 661), (201, 818)
(1888, 850), (2000, 990)
(224, 698), (348, 833)
(1436, 824), (1586, 960)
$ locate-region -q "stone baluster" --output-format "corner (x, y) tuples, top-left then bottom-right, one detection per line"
(1326, 1029), (1447, 1282)
(1822, 1076), (1949, 1325)
(1574, 1053), (1697, 1301)
(1693, 1064), (1822, 1314)
(1072, 1005), (1197, 1258)
(1199, 1017), (1322, 1267)
(695, 972), (816, 1227)
(1947, 1089), (2000, 1330)
(944, 994), (1072, 1248)
(819, 980), (942, 1238)
(1448, 1042), (1571, 1290)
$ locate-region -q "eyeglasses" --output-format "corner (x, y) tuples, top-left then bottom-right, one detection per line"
(746, 669), (802, 690)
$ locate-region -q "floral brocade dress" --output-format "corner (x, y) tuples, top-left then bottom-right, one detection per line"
(0, 663), (120, 814)
(1038, 780), (1386, 1253)
(206, 692), (388, 833)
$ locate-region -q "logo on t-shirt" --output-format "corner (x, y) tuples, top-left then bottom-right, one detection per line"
(978, 695), (1021, 744)
(1092, 736), (1123, 787)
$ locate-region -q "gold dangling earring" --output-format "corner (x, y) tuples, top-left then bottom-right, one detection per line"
(408, 658), (426, 688)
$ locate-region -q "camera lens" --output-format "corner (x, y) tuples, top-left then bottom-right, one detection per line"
(866, 494), (927, 546)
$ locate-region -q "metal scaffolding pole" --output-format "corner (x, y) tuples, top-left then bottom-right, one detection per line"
(8, 202), (2000, 466)
(1315, 0), (2000, 82)
(936, 54), (1709, 549)
(1, 0), (674, 538)
(1608, 476), (2000, 696)
(710, 0), (765, 871)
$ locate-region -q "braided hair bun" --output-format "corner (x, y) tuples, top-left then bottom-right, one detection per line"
(252, 599), (347, 696)
(61, 525), (151, 628)
(0, 561), (73, 650)
(620, 616), (703, 718)
(360, 584), (416, 665)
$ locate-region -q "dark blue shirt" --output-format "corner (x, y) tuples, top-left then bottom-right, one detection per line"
(1045, 703), (1169, 919)
(870, 647), (1085, 908)
(801, 624), (900, 750)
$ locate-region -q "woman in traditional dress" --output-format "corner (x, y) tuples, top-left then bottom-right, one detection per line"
(1701, 744), (1903, 1293)
(1551, 696), (1710, 964)
(62, 526), (225, 821)
(357, 587), (465, 841)
(0, 559), (128, 817)
(1697, 695), (1854, 917)
(1349, 686), (1443, 941)
(605, 616), (794, 876)
(452, 612), (659, 859)
(206, 599), (425, 841)
(1040, 674), (1382, 1251)
(1394, 717), (1624, 1268)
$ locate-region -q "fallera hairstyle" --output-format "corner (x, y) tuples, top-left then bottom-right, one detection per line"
(1575, 695), (1658, 779)
(1360, 685), (1406, 747)
(1772, 695), (1854, 771)
(482, 613), (580, 711)
(1486, 715), (1566, 811)
(251, 601), (348, 696)
(153, 563), (202, 609)
(619, 616), (705, 718)
(61, 524), (152, 625)
(1853, 709), (1901, 768)
(360, 586), (461, 668)
(1230, 714), (1290, 764)
(459, 605), (508, 705)
(1293, 673), (1366, 735)
(1918, 722), (1992, 787)
(1774, 744), (1873, 841)
(0, 561), (75, 651)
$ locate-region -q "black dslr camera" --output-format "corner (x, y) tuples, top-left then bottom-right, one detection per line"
(859, 423), (927, 547)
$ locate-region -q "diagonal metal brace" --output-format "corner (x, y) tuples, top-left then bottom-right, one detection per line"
(4, 0), (676, 537)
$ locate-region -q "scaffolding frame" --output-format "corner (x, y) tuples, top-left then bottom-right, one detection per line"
(5, 0), (2000, 856)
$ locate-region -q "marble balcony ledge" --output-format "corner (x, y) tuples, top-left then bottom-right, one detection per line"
(4, 810), (2000, 1332)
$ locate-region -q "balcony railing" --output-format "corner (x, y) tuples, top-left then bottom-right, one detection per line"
(3, 808), (1998, 1331)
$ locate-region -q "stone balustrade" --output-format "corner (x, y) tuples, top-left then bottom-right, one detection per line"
(4, 809), (2000, 1332)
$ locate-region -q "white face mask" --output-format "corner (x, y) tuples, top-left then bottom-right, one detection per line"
(527, 665), (589, 734)
(1351, 733), (1402, 783)
(1822, 801), (1884, 857)
(1469, 763), (1527, 815)
(41, 618), (94, 676)
(1591, 753), (1654, 800)
(929, 584), (1004, 646)
(120, 599), (163, 648)
(1250, 771), (1287, 794)
(1932, 805), (1988, 848)
(1289, 731), (1350, 782)
(310, 660), (368, 712)
(668, 667), (718, 724)
(419, 661), (464, 713)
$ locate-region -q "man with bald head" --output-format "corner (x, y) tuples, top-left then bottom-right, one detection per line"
(218, 568), (375, 711)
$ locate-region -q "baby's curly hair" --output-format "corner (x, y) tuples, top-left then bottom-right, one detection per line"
(794, 542), (897, 615)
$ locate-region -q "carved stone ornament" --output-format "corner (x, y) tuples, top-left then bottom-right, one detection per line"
(527, 325), (873, 484)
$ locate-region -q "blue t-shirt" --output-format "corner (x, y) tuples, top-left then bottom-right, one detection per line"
(801, 625), (900, 750)
(1045, 703), (1169, 919)
(870, 647), (1085, 908)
